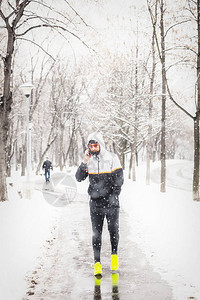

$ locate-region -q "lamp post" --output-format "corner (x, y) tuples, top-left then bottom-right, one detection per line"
(20, 82), (34, 199)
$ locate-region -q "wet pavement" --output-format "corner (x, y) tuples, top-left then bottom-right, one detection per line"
(23, 193), (173, 300)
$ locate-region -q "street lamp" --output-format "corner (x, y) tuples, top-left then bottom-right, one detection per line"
(20, 82), (34, 199)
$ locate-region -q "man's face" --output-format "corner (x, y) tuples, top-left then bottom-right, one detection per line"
(88, 143), (100, 155)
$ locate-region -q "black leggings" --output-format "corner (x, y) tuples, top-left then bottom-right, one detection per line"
(90, 203), (119, 263)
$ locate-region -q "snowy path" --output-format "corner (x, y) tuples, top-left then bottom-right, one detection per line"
(23, 195), (172, 300)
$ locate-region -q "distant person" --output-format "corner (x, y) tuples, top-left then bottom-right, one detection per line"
(42, 157), (53, 182)
(75, 132), (124, 276)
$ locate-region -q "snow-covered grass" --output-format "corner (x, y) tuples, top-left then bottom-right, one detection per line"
(0, 160), (199, 299)
(0, 175), (58, 300)
(121, 160), (200, 300)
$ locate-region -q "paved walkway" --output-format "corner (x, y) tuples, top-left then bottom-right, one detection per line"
(23, 194), (173, 300)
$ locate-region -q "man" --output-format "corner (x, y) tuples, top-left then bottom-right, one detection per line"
(42, 157), (53, 182)
(75, 132), (124, 276)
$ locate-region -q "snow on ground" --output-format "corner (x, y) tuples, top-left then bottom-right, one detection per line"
(121, 160), (200, 300)
(0, 160), (199, 300)
(0, 173), (59, 300)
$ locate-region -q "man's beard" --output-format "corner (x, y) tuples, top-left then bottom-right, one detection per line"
(89, 149), (100, 156)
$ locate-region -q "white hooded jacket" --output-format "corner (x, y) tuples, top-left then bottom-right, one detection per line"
(75, 132), (124, 207)
(87, 132), (121, 174)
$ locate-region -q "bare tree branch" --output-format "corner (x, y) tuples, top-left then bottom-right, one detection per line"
(147, 0), (195, 120)
(12, 0), (31, 28)
(147, 0), (162, 61)
(63, 0), (90, 27)
(30, 0), (87, 27)
(0, 53), (4, 62)
(16, 14), (72, 30)
(165, 56), (188, 71)
(16, 23), (96, 53)
(30, 55), (58, 120)
(6, 1), (18, 19)
(164, 19), (192, 38)
(186, 0), (196, 19)
(165, 46), (197, 56)
(0, 8), (7, 22)
(16, 37), (56, 61)
(7, 1), (15, 10)
(166, 80), (194, 119)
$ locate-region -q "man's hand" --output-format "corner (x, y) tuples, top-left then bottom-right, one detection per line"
(83, 149), (91, 164)
(108, 194), (119, 206)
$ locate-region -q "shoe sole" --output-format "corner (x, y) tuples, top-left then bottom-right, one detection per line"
(94, 271), (102, 276)
(94, 274), (102, 279)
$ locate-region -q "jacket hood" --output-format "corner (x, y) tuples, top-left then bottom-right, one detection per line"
(87, 131), (105, 150)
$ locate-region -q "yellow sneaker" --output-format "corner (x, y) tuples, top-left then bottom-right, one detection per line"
(111, 273), (119, 297)
(111, 254), (119, 271)
(111, 273), (119, 286)
(94, 274), (102, 286)
(94, 262), (102, 275)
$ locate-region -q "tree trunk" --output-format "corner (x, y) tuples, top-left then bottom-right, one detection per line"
(132, 39), (139, 181)
(15, 141), (18, 171)
(146, 121), (152, 184)
(146, 1), (157, 185)
(193, 114), (200, 201)
(160, 0), (166, 193)
(0, 112), (8, 201)
(132, 150), (136, 181)
(36, 112), (57, 175)
(21, 142), (26, 176)
(120, 139), (127, 170)
(129, 150), (133, 179)
(36, 135), (57, 175)
(0, 27), (15, 201)
(131, 141), (136, 181)
(59, 126), (64, 171)
(193, 0), (200, 201)
(63, 120), (76, 168)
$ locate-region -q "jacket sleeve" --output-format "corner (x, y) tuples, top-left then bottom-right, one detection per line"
(111, 154), (124, 196)
(111, 168), (124, 195)
(75, 163), (88, 182)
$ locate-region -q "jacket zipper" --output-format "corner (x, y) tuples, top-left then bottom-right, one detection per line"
(96, 155), (100, 175)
